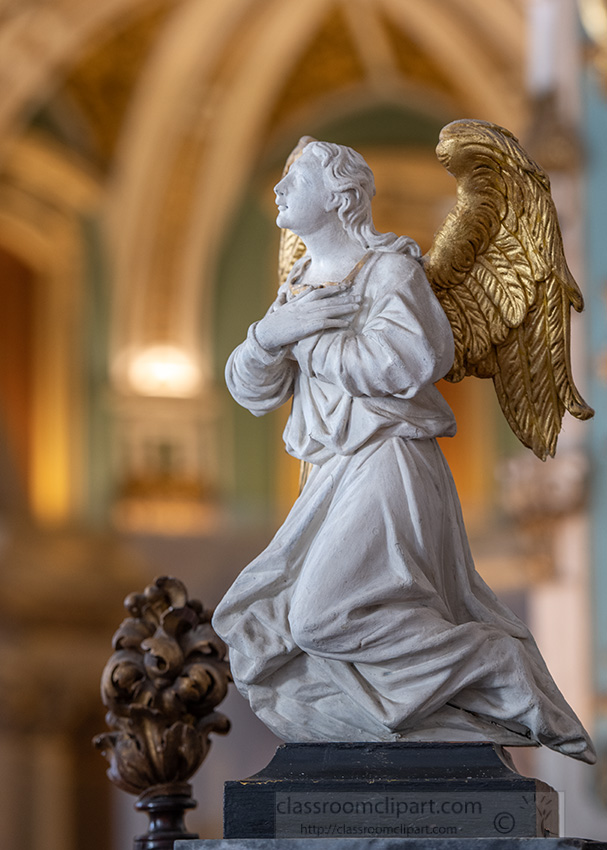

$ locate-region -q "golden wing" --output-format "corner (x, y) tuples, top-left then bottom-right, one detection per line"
(277, 136), (316, 490)
(423, 119), (593, 460)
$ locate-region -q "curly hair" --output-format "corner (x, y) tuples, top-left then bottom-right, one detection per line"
(305, 141), (421, 259)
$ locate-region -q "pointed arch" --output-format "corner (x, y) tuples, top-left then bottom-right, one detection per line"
(106, 0), (263, 367)
(104, 0), (527, 384)
(0, 0), (169, 158)
(381, 0), (525, 125)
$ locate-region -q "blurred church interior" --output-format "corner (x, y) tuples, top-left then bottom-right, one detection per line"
(2, 0), (607, 846)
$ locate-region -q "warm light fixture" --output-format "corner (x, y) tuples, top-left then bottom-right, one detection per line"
(579, 0), (607, 44)
(125, 345), (201, 397)
(578, 0), (607, 90)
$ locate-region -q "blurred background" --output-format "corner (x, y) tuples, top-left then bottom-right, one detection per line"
(1, 0), (607, 846)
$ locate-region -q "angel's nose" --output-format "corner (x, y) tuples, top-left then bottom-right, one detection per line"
(274, 174), (290, 196)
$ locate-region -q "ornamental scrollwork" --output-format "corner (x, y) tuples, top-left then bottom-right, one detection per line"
(94, 576), (231, 795)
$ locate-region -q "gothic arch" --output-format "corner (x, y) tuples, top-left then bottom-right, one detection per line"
(103, 0), (527, 382)
(0, 0), (169, 157)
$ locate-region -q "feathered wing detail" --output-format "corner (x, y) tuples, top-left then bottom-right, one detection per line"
(423, 119), (593, 460)
(278, 228), (307, 287)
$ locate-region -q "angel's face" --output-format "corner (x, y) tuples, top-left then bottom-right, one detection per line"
(274, 149), (336, 236)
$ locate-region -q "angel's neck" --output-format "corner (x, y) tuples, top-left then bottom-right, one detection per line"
(301, 225), (365, 283)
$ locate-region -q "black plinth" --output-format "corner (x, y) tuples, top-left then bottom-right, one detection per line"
(178, 839), (607, 849)
(223, 743), (559, 840)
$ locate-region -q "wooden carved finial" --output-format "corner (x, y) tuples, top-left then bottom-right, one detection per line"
(94, 576), (231, 849)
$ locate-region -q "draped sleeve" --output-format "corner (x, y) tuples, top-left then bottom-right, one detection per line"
(292, 254), (454, 398)
(225, 321), (296, 416)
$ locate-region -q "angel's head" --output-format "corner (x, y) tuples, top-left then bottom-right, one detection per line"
(303, 141), (377, 237)
(275, 139), (420, 257)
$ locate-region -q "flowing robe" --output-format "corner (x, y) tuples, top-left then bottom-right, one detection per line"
(213, 251), (594, 761)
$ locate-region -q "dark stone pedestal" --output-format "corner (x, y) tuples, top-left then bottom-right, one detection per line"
(222, 743), (559, 840)
(176, 840), (607, 849)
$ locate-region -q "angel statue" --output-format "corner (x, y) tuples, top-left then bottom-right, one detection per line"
(212, 120), (596, 764)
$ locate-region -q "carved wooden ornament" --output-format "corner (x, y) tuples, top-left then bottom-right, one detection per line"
(95, 576), (230, 796)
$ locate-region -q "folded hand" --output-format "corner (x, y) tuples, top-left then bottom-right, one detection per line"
(256, 285), (361, 351)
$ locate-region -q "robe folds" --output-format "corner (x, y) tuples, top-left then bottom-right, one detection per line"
(213, 251), (595, 762)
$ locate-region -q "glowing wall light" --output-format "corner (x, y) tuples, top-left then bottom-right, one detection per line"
(579, 0), (607, 89)
(123, 345), (201, 397)
(579, 0), (607, 44)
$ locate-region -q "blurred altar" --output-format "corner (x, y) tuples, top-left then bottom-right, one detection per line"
(1, 0), (607, 846)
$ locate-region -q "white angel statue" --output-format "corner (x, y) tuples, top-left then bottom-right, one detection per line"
(212, 121), (595, 764)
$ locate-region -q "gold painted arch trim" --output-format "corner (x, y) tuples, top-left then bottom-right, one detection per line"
(104, 0), (527, 381)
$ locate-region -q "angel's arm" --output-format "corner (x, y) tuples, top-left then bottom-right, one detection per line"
(225, 321), (297, 416)
(226, 285), (360, 415)
(255, 286), (361, 351)
(293, 255), (454, 398)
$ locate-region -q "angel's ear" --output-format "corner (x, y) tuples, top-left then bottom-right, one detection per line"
(324, 188), (360, 215)
(324, 190), (341, 213)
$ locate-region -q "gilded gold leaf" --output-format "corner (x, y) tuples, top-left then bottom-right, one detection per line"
(425, 119), (593, 459)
